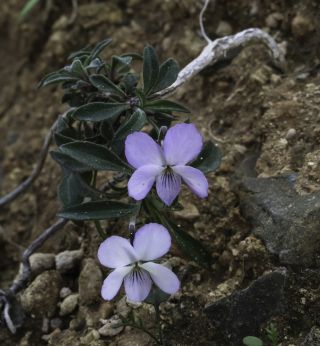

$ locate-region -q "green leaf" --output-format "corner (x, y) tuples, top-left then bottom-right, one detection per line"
(72, 102), (130, 122)
(243, 336), (264, 346)
(58, 172), (84, 207)
(145, 99), (189, 113)
(51, 151), (91, 172)
(152, 58), (180, 93)
(58, 199), (139, 220)
(143, 46), (159, 95)
(54, 132), (76, 146)
(60, 141), (131, 172)
(68, 59), (87, 78)
(38, 71), (78, 88)
(20, 0), (40, 18)
(114, 109), (147, 140)
(89, 74), (126, 97)
(90, 38), (112, 60)
(191, 141), (222, 173)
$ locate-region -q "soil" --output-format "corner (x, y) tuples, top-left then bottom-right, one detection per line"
(0, 0), (320, 345)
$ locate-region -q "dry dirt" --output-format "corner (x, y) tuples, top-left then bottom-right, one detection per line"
(0, 0), (320, 345)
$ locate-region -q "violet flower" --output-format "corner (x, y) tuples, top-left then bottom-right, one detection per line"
(125, 123), (208, 206)
(98, 223), (180, 302)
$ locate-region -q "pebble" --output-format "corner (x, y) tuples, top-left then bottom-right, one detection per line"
(291, 14), (315, 38)
(98, 315), (124, 337)
(174, 201), (200, 220)
(60, 293), (79, 316)
(79, 258), (103, 305)
(60, 287), (72, 299)
(55, 249), (83, 273)
(116, 297), (132, 318)
(29, 253), (55, 275)
(265, 12), (283, 29)
(50, 318), (63, 330)
(215, 20), (233, 37)
(20, 270), (62, 317)
(285, 128), (297, 140)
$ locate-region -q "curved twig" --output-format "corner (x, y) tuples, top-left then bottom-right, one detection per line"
(156, 28), (286, 98)
(199, 0), (213, 43)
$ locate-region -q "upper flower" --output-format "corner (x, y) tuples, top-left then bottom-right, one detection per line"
(125, 123), (208, 206)
(98, 223), (180, 302)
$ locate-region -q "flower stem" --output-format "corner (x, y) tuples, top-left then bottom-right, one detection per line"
(94, 220), (107, 239)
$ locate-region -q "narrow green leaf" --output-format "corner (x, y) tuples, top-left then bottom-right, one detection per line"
(72, 102), (130, 122)
(145, 99), (189, 113)
(58, 199), (138, 220)
(90, 38), (112, 60)
(243, 336), (263, 346)
(51, 151), (90, 172)
(114, 109), (147, 140)
(60, 141), (131, 172)
(39, 71), (78, 88)
(20, 0), (40, 18)
(152, 58), (180, 93)
(143, 46), (159, 95)
(89, 74), (126, 97)
(191, 141), (222, 173)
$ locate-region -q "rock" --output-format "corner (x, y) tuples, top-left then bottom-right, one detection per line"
(50, 317), (63, 330)
(98, 315), (124, 337)
(29, 253), (55, 275)
(60, 287), (72, 299)
(99, 301), (114, 319)
(20, 270), (62, 317)
(174, 201), (200, 220)
(60, 294), (79, 316)
(215, 20), (233, 37)
(80, 329), (100, 344)
(265, 12), (283, 29)
(301, 326), (320, 345)
(291, 14), (315, 38)
(239, 175), (320, 265)
(79, 258), (103, 305)
(115, 329), (153, 346)
(116, 296), (132, 318)
(55, 249), (83, 273)
(205, 268), (287, 345)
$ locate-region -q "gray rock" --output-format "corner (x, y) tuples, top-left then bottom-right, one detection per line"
(239, 175), (320, 266)
(205, 268), (287, 345)
(301, 326), (320, 346)
(29, 253), (55, 275)
(60, 293), (79, 316)
(79, 258), (103, 305)
(60, 287), (72, 299)
(20, 270), (62, 317)
(98, 315), (123, 337)
(55, 249), (83, 273)
(50, 317), (63, 330)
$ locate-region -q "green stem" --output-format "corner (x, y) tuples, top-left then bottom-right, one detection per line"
(94, 220), (106, 239)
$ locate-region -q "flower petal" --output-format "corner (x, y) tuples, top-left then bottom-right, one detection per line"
(140, 262), (180, 295)
(163, 123), (203, 165)
(128, 165), (164, 201)
(98, 236), (137, 268)
(173, 165), (208, 198)
(133, 223), (171, 261)
(101, 265), (133, 300)
(124, 268), (152, 302)
(125, 132), (165, 169)
(156, 170), (181, 206)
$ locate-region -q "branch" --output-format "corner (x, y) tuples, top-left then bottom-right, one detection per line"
(0, 113), (66, 208)
(156, 28), (286, 98)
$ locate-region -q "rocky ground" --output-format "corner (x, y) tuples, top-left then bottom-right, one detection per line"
(0, 0), (320, 345)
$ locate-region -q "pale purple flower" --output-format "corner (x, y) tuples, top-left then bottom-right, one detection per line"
(125, 123), (208, 206)
(98, 223), (180, 302)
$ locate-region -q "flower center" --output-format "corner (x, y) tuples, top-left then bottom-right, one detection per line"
(161, 167), (178, 188)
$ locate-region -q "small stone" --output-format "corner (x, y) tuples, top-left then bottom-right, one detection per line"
(265, 12), (283, 29)
(79, 258), (103, 305)
(20, 270), (62, 317)
(69, 318), (85, 331)
(80, 329), (100, 343)
(301, 326), (320, 345)
(50, 318), (63, 330)
(60, 294), (79, 316)
(55, 249), (83, 273)
(99, 302), (114, 319)
(286, 128), (297, 140)
(42, 317), (50, 333)
(215, 21), (233, 37)
(291, 14), (315, 38)
(116, 296), (132, 318)
(174, 201), (200, 220)
(60, 287), (72, 299)
(29, 253), (55, 275)
(98, 315), (124, 337)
